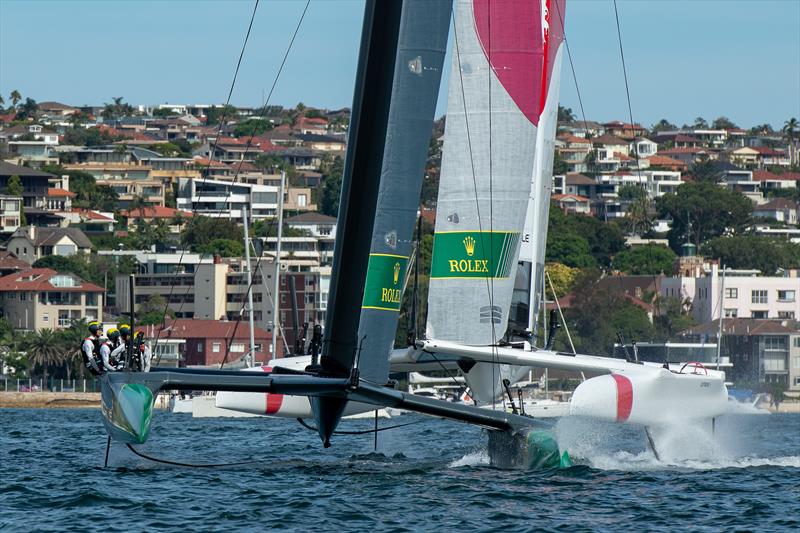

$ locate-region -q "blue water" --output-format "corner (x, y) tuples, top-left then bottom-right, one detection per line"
(1, 408), (798, 532)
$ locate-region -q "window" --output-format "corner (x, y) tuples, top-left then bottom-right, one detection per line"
(752, 310), (768, 319)
(43, 314), (48, 322)
(212, 342), (221, 353)
(86, 293), (97, 306)
(778, 311), (795, 319)
(751, 290), (768, 304)
(794, 338), (800, 348)
(725, 288), (738, 299)
(230, 343), (245, 353)
(58, 310), (70, 328)
(778, 290), (795, 302)
(724, 308), (738, 318)
(197, 342), (203, 352)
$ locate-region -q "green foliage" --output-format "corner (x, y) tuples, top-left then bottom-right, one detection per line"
(651, 118), (677, 133)
(690, 158), (722, 183)
(151, 142), (189, 158)
(205, 105), (238, 126)
(613, 245), (676, 275)
(654, 296), (695, 341)
(702, 235), (800, 275)
(152, 108), (177, 118)
(33, 255), (93, 281)
(196, 238), (244, 257)
(557, 105), (575, 123)
(16, 98), (39, 120)
(711, 116), (737, 129)
(101, 96), (134, 120)
(5, 174), (23, 196)
(562, 270), (655, 355)
(138, 294), (174, 326)
(130, 219), (171, 249)
(319, 155), (344, 217)
(546, 203), (626, 268)
(182, 216), (243, 251)
(552, 151), (568, 175)
(234, 118), (272, 138)
(62, 126), (120, 147)
(254, 154), (287, 173)
(617, 184), (646, 201)
(656, 182), (752, 251)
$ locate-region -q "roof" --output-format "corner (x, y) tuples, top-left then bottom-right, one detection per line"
(0, 251), (30, 272)
(193, 157), (230, 169)
(72, 208), (115, 222)
(47, 188), (76, 198)
(285, 211), (337, 224)
(754, 198), (797, 211)
(557, 133), (591, 144)
(552, 194), (590, 202)
(659, 147), (707, 155)
(293, 133), (345, 144)
(0, 268), (104, 293)
(158, 318), (270, 340)
(592, 134), (628, 146)
(681, 318), (799, 337)
(603, 120), (645, 130)
(0, 161), (57, 179)
(37, 101), (77, 111)
(10, 226), (93, 249)
(565, 173), (596, 185)
(672, 134), (701, 143)
(753, 146), (785, 156)
(646, 155), (687, 168)
(121, 206), (193, 219)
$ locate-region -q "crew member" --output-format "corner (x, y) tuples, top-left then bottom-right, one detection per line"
(137, 331), (152, 373)
(100, 330), (121, 372)
(107, 327), (124, 371)
(81, 321), (103, 375)
(110, 325), (130, 369)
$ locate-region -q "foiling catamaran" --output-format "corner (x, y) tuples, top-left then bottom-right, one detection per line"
(101, 0), (728, 469)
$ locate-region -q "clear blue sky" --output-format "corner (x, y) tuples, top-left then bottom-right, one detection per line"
(1, 0), (798, 129)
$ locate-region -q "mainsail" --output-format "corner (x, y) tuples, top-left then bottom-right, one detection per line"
(426, 0), (566, 402)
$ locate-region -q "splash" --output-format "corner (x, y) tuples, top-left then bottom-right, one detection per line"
(450, 449), (489, 468)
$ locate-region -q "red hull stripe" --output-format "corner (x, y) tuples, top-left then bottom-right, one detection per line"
(261, 366), (284, 415)
(612, 374), (633, 422)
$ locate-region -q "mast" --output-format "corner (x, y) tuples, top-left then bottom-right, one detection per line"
(270, 171), (285, 359)
(715, 264), (726, 370)
(242, 205), (255, 367)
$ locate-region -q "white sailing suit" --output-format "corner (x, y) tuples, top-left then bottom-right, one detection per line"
(82, 337), (101, 374)
(140, 343), (152, 373)
(110, 341), (127, 368)
(100, 342), (120, 372)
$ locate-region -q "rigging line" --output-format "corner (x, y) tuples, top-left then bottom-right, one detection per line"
(612, 0), (661, 323)
(450, 6), (499, 406)
(296, 418), (421, 435)
(154, 1), (310, 363)
(552, 0), (589, 133)
(427, 349), (470, 399)
(486, 0), (500, 409)
(152, 0), (260, 351)
(126, 443), (261, 468)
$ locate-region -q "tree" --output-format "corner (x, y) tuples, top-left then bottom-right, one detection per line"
(690, 158), (722, 183)
(557, 105), (575, 123)
(651, 118), (676, 134)
(138, 294), (174, 326)
(545, 233), (595, 268)
(702, 235), (800, 275)
(656, 182), (753, 251)
(5, 175), (23, 196)
(552, 151), (568, 175)
(613, 245), (676, 275)
(196, 238), (244, 257)
(711, 116), (737, 130)
(233, 118), (271, 138)
(152, 108), (177, 118)
(693, 117), (708, 129)
(151, 142), (188, 157)
(654, 296), (695, 341)
(319, 155), (344, 216)
(618, 184), (646, 201)
(547, 204), (626, 267)
(33, 255), (92, 281)
(102, 96), (134, 120)
(182, 216), (243, 250)
(783, 117), (798, 166)
(9, 89), (21, 108)
(205, 105), (238, 126)
(16, 98), (39, 120)
(23, 329), (63, 388)
(544, 262), (579, 298)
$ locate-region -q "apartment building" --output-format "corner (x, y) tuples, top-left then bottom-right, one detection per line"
(0, 268), (104, 331)
(0, 195), (22, 233)
(177, 176), (279, 220)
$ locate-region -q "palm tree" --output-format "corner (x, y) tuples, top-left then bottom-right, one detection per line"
(783, 118), (799, 167)
(24, 329), (63, 390)
(9, 90), (21, 108)
(59, 320), (87, 381)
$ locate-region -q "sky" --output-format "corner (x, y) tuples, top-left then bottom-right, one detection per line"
(1, 0), (798, 130)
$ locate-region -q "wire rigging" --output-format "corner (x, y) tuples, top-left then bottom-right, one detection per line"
(153, 0), (311, 364)
(552, 0), (589, 134)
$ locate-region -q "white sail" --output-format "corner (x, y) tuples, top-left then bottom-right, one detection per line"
(426, 0), (566, 402)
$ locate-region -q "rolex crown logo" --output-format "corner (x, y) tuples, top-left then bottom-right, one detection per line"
(393, 262), (401, 285)
(463, 235), (476, 257)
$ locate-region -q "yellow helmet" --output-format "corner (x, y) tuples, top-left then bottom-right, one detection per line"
(88, 321), (102, 334)
(107, 327), (120, 341)
(118, 324), (131, 336)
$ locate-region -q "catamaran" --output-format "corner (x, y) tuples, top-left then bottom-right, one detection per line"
(100, 0), (727, 469)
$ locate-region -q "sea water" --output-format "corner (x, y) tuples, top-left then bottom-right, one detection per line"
(1, 408), (798, 531)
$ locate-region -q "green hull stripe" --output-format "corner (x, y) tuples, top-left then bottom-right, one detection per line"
(430, 231), (520, 279)
(361, 254), (408, 312)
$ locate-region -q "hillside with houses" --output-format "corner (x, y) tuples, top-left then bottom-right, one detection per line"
(0, 91), (798, 398)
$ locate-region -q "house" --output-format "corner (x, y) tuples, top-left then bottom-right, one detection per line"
(559, 120), (605, 138)
(0, 195), (22, 233)
(155, 318), (276, 366)
(0, 251), (30, 277)
(284, 187), (316, 211)
(562, 173), (597, 198)
(0, 268), (104, 331)
(644, 154), (687, 172)
(0, 161), (55, 214)
(285, 212), (337, 239)
(602, 121), (647, 140)
(37, 101), (80, 117)
(555, 134), (591, 173)
(294, 116), (329, 135)
(120, 205), (193, 234)
(729, 147), (760, 168)
(659, 147), (714, 166)
(66, 208), (116, 232)
(753, 198), (798, 225)
(45, 187), (75, 212)
(2, 124), (60, 167)
(752, 170), (800, 191)
(293, 133), (346, 152)
(630, 137), (658, 158)
(177, 176), (279, 220)
(6, 226), (93, 265)
(679, 319), (800, 391)
(591, 135), (629, 173)
(753, 147), (791, 168)
(552, 194), (591, 215)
